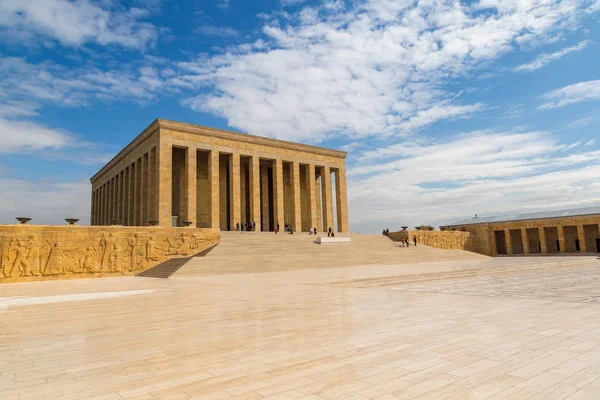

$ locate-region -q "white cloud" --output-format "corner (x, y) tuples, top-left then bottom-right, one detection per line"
(347, 130), (600, 231)
(0, 117), (75, 153)
(0, 178), (90, 225)
(0, 57), (169, 108)
(0, 0), (159, 49)
(281, 0), (309, 6)
(177, 0), (596, 142)
(196, 25), (238, 38)
(568, 116), (594, 127)
(514, 40), (590, 72)
(539, 79), (600, 109)
(218, 0), (230, 10)
(585, 139), (596, 146)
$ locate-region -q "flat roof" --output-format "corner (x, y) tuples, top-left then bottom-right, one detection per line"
(443, 206), (600, 227)
(91, 118), (347, 182)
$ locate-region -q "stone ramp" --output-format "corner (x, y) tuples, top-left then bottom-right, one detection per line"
(173, 232), (488, 277)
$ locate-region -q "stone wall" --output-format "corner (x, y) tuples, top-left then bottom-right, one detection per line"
(0, 225), (219, 283)
(387, 230), (471, 251)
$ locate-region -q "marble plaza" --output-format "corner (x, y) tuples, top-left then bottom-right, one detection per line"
(2, 232), (600, 400)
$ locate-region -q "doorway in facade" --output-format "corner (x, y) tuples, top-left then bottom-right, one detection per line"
(596, 238), (600, 253)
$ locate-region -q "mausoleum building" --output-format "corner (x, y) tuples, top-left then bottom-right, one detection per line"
(90, 119), (349, 232)
(441, 207), (600, 256)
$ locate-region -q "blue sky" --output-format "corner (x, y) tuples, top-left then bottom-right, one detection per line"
(0, 0), (599, 232)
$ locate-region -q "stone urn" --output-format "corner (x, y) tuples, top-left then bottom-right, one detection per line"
(16, 217), (32, 224)
(65, 218), (80, 225)
(182, 221), (193, 227)
(148, 220), (159, 226)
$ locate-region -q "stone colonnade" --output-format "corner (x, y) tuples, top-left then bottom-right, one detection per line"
(162, 145), (348, 232)
(92, 145), (349, 233)
(91, 146), (157, 227)
(492, 223), (600, 255)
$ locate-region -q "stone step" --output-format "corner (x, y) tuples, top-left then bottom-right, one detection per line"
(136, 244), (219, 279)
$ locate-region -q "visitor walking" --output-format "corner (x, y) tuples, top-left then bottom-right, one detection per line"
(413, 237), (417, 247)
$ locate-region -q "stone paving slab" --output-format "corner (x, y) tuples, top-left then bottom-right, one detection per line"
(2, 258), (600, 399)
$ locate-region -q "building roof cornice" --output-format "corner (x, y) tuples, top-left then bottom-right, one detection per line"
(91, 118), (347, 183)
(156, 119), (347, 159)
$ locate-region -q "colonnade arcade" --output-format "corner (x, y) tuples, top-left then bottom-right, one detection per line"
(92, 144), (349, 233)
(493, 223), (600, 255)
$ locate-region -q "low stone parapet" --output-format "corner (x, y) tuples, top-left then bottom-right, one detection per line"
(0, 225), (219, 283)
(314, 237), (351, 244)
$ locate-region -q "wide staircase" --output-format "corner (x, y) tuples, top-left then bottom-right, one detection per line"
(136, 244), (219, 278)
(172, 232), (487, 277)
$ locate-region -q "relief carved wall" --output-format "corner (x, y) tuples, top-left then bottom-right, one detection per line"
(0, 226), (219, 283)
(388, 230), (471, 251)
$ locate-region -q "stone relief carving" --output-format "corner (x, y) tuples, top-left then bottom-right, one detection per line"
(407, 231), (470, 251)
(0, 228), (217, 282)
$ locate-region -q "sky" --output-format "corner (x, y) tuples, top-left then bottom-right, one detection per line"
(0, 0), (599, 233)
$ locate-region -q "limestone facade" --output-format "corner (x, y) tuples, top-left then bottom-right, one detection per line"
(0, 225), (219, 283)
(441, 212), (600, 256)
(90, 119), (349, 232)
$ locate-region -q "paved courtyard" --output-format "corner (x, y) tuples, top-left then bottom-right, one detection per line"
(2, 256), (600, 400)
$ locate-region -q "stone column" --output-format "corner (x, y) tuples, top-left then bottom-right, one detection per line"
(490, 229), (498, 255)
(120, 171), (125, 225)
(505, 229), (513, 255)
(250, 156), (261, 232)
(577, 224), (588, 253)
(557, 225), (566, 253)
(107, 178), (112, 224)
(97, 186), (101, 225)
(147, 149), (155, 223)
(260, 164), (269, 231)
(134, 158), (140, 226)
(158, 142), (172, 227)
(292, 161), (302, 233)
(186, 147), (197, 226)
(102, 182), (108, 225)
(521, 228), (529, 254)
(94, 188), (98, 225)
(139, 157), (145, 225)
(113, 177), (118, 223)
(210, 149), (220, 230)
(308, 164), (318, 231)
(230, 152), (241, 229)
(274, 159), (285, 231)
(105, 182), (110, 225)
(126, 166), (133, 226)
(538, 228), (547, 254)
(322, 166), (334, 233)
(334, 167), (349, 233)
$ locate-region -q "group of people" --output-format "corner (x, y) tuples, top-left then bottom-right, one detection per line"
(382, 228), (390, 235)
(307, 227), (335, 237)
(276, 223), (296, 234)
(235, 222), (257, 232)
(398, 237), (417, 247)
(232, 222), (338, 236)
